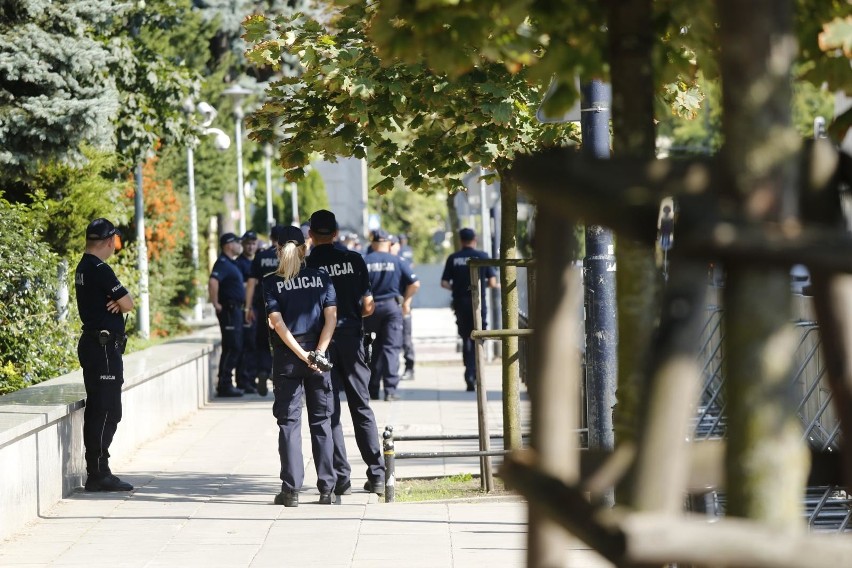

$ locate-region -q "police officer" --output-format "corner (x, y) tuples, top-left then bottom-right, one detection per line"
(306, 210), (386, 496)
(364, 229), (420, 401)
(75, 218), (134, 492)
(441, 228), (498, 391)
(235, 231), (259, 393)
(209, 233), (245, 397)
(263, 225), (338, 507)
(394, 235), (416, 381)
(245, 226), (283, 396)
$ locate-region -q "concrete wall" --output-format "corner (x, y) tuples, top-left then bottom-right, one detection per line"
(313, 158), (368, 236)
(0, 330), (220, 542)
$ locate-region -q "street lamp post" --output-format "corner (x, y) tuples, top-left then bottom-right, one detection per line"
(223, 85), (254, 235)
(183, 99), (231, 321)
(264, 143), (275, 234)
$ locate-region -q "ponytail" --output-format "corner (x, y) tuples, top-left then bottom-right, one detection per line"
(275, 241), (306, 280)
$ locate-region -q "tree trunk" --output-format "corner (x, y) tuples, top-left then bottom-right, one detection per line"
(606, 0), (662, 507)
(447, 192), (461, 251)
(498, 168), (521, 450)
(718, 0), (809, 528)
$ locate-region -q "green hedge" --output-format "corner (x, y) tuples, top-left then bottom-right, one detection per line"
(0, 199), (77, 394)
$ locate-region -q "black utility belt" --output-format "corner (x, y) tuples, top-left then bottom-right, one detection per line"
(83, 329), (127, 346)
(222, 301), (245, 309)
(334, 327), (363, 337)
(375, 296), (402, 304)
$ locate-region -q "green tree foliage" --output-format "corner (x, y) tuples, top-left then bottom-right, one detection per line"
(357, 0), (852, 137)
(0, 198), (77, 394)
(245, 3), (579, 191)
(0, 0), (119, 172)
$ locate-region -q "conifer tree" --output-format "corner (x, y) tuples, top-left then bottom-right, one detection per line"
(0, 0), (119, 172)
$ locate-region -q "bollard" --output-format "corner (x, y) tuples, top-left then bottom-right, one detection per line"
(383, 426), (395, 503)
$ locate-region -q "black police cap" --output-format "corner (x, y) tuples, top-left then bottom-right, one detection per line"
(309, 209), (338, 235)
(371, 228), (390, 242)
(241, 230), (258, 241)
(85, 218), (121, 240)
(459, 228), (476, 241)
(219, 232), (239, 247)
(278, 225), (306, 246)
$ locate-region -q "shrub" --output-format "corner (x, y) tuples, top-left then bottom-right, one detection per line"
(0, 198), (77, 394)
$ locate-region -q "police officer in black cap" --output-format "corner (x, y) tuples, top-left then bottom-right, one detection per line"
(364, 228), (420, 401)
(209, 232), (245, 397)
(75, 218), (135, 491)
(306, 210), (386, 496)
(235, 231), (259, 393)
(245, 226), (284, 396)
(263, 225), (338, 507)
(441, 228), (498, 391)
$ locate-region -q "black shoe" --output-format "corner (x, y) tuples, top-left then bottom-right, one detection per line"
(274, 490), (299, 507)
(384, 392), (400, 401)
(369, 393), (380, 401)
(334, 479), (352, 495)
(401, 369), (414, 381)
(364, 479), (385, 495)
(318, 492), (333, 505)
(241, 383), (258, 394)
(466, 384), (475, 392)
(217, 386), (244, 398)
(256, 377), (268, 397)
(85, 473), (133, 492)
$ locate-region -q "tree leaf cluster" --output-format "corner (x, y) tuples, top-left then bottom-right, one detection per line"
(245, 3), (579, 194)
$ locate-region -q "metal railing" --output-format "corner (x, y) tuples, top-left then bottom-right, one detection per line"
(469, 257), (536, 491)
(693, 295), (850, 531)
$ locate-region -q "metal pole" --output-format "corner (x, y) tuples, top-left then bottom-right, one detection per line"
(290, 181), (299, 226)
(234, 106), (247, 235)
(470, 263), (494, 492)
(479, 168), (494, 361)
(581, 80), (615, 505)
(135, 162), (150, 339)
(186, 145), (203, 321)
(264, 144), (275, 234)
(383, 426), (395, 503)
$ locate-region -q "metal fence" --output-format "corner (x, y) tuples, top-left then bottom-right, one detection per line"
(693, 293), (851, 531)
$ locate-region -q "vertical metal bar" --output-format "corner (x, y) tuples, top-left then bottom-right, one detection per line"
(581, 80), (616, 506)
(135, 162), (150, 339)
(187, 145), (203, 321)
(470, 262), (493, 492)
(383, 427), (395, 503)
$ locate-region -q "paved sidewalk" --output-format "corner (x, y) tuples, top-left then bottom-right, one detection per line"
(0, 308), (609, 567)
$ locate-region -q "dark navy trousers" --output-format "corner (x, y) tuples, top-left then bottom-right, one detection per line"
(364, 299), (403, 398)
(78, 334), (124, 475)
(402, 313), (414, 371)
(216, 303), (244, 390)
(329, 331), (385, 484)
(271, 346), (335, 494)
(254, 305), (272, 380)
(237, 312), (257, 388)
(453, 297), (487, 387)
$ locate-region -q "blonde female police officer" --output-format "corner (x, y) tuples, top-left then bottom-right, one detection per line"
(263, 225), (338, 507)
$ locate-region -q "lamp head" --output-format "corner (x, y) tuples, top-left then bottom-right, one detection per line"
(197, 101), (217, 127)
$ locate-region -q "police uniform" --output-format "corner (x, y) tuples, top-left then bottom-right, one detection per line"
(263, 231), (337, 504)
(235, 231), (258, 393)
(248, 228), (283, 395)
(441, 235), (496, 390)
(75, 218), (133, 492)
(210, 233), (246, 396)
(306, 210), (385, 495)
(397, 244), (416, 379)
(364, 231), (418, 400)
